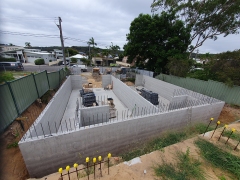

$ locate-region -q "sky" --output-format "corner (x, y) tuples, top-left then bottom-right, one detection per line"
(0, 0), (239, 54)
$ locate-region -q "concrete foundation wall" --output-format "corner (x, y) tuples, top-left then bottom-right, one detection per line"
(102, 75), (111, 88)
(30, 77), (72, 137)
(80, 105), (110, 126)
(71, 75), (82, 90)
(136, 75), (183, 101)
(112, 76), (156, 111)
(19, 101), (223, 178)
(135, 74), (143, 86)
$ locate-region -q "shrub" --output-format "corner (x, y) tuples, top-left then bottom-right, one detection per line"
(0, 57), (16, 62)
(0, 72), (14, 84)
(71, 58), (77, 63)
(34, 59), (45, 65)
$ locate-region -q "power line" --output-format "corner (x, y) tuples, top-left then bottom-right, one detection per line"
(0, 30), (116, 47)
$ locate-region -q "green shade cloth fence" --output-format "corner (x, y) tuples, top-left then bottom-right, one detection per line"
(156, 74), (240, 106)
(0, 68), (67, 133)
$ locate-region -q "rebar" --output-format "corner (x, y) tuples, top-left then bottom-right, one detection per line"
(40, 123), (45, 137)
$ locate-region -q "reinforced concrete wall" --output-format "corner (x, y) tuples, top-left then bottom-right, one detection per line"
(19, 100), (224, 178)
(102, 75), (111, 88)
(80, 105), (110, 126)
(71, 75), (82, 89)
(112, 76), (157, 111)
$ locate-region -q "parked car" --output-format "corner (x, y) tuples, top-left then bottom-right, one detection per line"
(72, 64), (87, 72)
(62, 60), (69, 65)
(0, 62), (24, 71)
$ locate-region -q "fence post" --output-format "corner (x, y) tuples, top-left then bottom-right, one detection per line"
(6, 81), (20, 116)
(45, 70), (50, 89)
(59, 69), (61, 87)
(32, 73), (40, 98)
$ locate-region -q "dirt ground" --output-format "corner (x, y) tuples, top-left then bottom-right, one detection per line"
(0, 74), (240, 180)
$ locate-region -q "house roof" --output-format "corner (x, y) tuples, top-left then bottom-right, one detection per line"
(70, 54), (87, 59)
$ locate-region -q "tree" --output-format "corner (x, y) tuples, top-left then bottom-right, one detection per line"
(109, 42), (120, 57)
(25, 42), (31, 47)
(151, 0), (240, 54)
(9, 43), (13, 46)
(187, 49), (240, 86)
(167, 55), (194, 77)
(124, 12), (191, 73)
(66, 48), (78, 57)
(80, 58), (91, 66)
(87, 37), (97, 58)
(101, 47), (110, 58)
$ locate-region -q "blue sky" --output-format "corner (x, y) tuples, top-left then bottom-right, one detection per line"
(0, 0), (239, 54)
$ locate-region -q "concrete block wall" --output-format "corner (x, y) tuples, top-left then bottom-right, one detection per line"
(102, 75), (111, 88)
(29, 77), (72, 138)
(19, 108), (188, 178)
(135, 74), (143, 86)
(112, 76), (157, 111)
(19, 100), (224, 178)
(80, 105), (110, 126)
(190, 102), (225, 124)
(71, 75), (82, 90)
(136, 75), (183, 101)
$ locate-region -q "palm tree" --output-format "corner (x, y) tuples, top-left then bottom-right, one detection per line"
(110, 42), (120, 57)
(25, 42), (31, 47)
(87, 37), (97, 58)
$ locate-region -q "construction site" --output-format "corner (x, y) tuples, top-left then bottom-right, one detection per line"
(18, 69), (225, 178)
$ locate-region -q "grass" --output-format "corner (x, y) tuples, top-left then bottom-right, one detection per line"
(222, 129), (240, 141)
(154, 148), (206, 180)
(121, 123), (215, 161)
(7, 141), (18, 149)
(195, 139), (240, 179)
(0, 71), (15, 84)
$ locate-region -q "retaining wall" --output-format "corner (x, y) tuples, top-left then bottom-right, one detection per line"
(80, 105), (110, 126)
(112, 76), (156, 110)
(19, 101), (224, 178)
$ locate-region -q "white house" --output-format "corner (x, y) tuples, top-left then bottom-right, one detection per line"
(69, 54), (87, 64)
(24, 51), (55, 64)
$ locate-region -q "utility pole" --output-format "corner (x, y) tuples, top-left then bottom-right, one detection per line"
(57, 17), (66, 68)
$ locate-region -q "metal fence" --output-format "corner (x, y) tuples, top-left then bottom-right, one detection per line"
(0, 68), (67, 133)
(156, 74), (240, 106)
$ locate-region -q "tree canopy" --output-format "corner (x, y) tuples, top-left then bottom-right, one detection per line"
(66, 48), (78, 56)
(25, 42), (31, 47)
(124, 12), (191, 73)
(109, 42), (120, 57)
(151, 0), (240, 53)
(188, 49), (240, 86)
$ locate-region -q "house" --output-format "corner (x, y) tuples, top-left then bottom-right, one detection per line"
(0, 45), (26, 62)
(24, 49), (55, 64)
(52, 49), (64, 60)
(92, 57), (103, 66)
(69, 54), (88, 64)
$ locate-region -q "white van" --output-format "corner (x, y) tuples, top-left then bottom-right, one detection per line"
(72, 64), (87, 72)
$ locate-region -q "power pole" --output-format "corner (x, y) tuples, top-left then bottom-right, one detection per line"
(57, 17), (66, 68)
